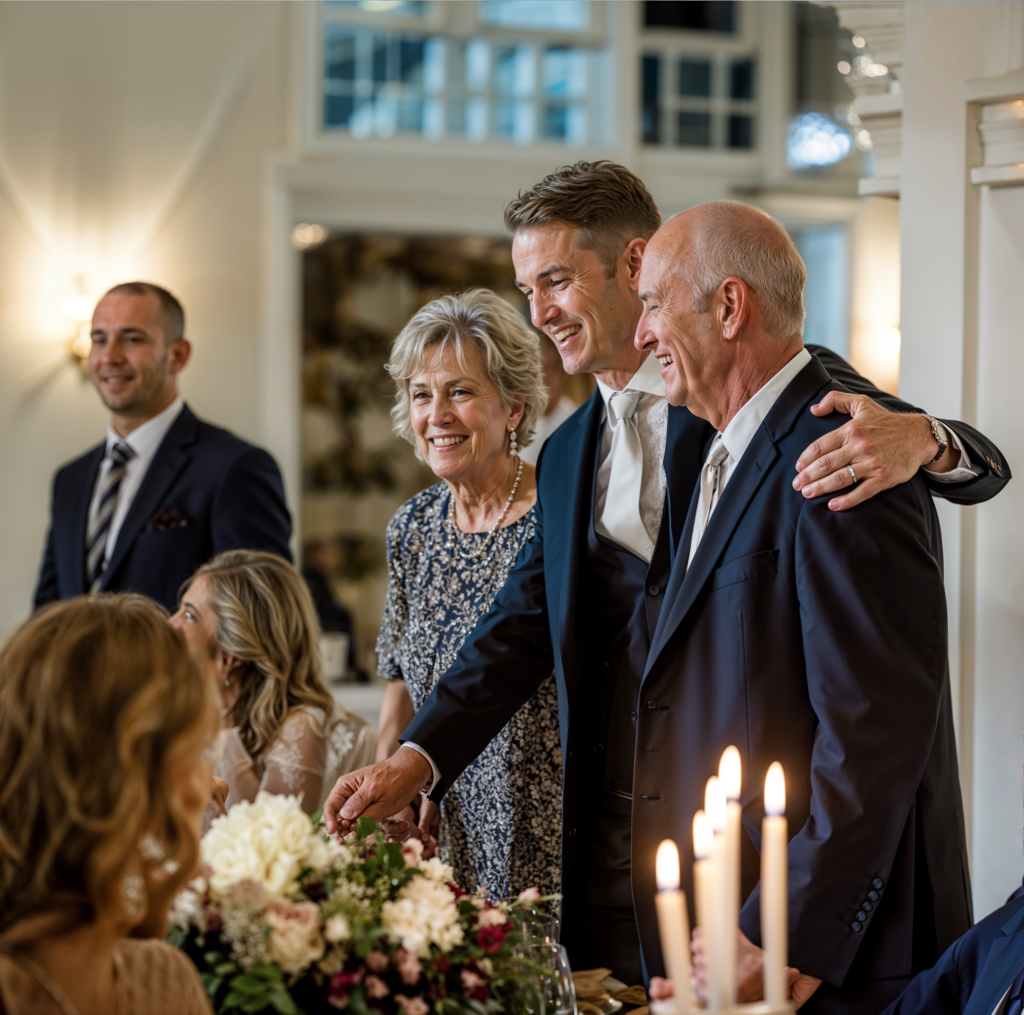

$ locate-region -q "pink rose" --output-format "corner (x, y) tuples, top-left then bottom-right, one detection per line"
(518, 887), (541, 901)
(461, 969), (488, 1001)
(395, 995), (430, 1015)
(365, 975), (390, 1000)
(395, 949), (423, 985)
(264, 899), (325, 975)
(365, 951), (389, 973)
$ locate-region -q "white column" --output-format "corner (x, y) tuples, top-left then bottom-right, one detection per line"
(898, 0), (1024, 919)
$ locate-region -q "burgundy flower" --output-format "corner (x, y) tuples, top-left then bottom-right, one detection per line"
(333, 968), (365, 989)
(461, 969), (488, 1002)
(432, 956), (452, 975)
(204, 909), (223, 934)
(476, 926), (506, 954)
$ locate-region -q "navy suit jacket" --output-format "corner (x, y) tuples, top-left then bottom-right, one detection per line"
(401, 347), (1007, 984)
(34, 404), (292, 613)
(881, 896), (1024, 1015)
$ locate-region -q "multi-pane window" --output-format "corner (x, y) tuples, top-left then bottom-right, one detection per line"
(641, 51), (755, 149)
(321, 1), (604, 146)
(639, 0), (756, 151)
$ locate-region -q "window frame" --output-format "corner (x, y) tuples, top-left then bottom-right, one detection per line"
(308, 0), (612, 151)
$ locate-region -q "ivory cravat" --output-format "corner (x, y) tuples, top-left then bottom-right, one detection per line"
(690, 434), (730, 559)
(86, 442), (135, 592)
(599, 389), (652, 561)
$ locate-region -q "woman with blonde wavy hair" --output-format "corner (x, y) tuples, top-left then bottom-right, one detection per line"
(0, 594), (219, 1015)
(170, 549), (375, 816)
(368, 287), (563, 901)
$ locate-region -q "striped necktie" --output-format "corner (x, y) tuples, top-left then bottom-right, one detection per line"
(86, 442), (135, 592)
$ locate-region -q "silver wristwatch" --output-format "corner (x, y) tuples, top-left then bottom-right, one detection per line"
(923, 416), (949, 464)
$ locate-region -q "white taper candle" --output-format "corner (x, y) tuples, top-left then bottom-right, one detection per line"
(718, 747), (741, 1009)
(692, 811), (717, 1011)
(762, 762), (788, 1008)
(706, 776), (728, 1011)
(655, 840), (692, 1010)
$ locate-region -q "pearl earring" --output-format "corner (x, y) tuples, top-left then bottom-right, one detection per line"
(509, 428), (519, 457)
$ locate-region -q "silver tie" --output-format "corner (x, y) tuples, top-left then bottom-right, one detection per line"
(696, 435), (730, 545)
(600, 389), (651, 561)
(86, 442), (135, 592)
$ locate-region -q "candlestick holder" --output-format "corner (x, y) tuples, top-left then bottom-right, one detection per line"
(651, 1001), (794, 1014)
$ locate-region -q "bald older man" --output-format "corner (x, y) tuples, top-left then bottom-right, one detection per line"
(635, 203), (970, 1014)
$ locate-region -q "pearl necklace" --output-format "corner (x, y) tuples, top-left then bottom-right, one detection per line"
(446, 456), (524, 560)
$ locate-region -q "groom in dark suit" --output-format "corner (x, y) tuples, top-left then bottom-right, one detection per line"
(324, 166), (1009, 1000)
(34, 282), (291, 613)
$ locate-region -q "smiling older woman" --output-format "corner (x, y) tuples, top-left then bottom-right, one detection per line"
(374, 287), (562, 900)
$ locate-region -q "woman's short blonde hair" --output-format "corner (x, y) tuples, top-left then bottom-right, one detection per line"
(188, 550), (334, 760)
(386, 288), (548, 460)
(0, 595), (220, 934)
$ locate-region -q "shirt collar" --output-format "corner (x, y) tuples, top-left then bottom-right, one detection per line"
(720, 348), (812, 462)
(106, 397), (185, 458)
(595, 352), (666, 408)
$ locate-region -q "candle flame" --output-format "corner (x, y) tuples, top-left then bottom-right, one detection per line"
(705, 775), (727, 832)
(719, 745), (741, 799)
(656, 839), (681, 891)
(693, 810), (714, 859)
(765, 762), (786, 816)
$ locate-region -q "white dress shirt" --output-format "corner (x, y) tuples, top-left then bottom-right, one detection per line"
(688, 349), (813, 566)
(87, 397), (185, 563)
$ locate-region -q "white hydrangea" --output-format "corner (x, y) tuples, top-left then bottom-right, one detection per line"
(381, 875), (464, 958)
(201, 792), (334, 899)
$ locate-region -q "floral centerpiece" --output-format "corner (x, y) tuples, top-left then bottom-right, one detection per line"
(168, 792), (549, 1015)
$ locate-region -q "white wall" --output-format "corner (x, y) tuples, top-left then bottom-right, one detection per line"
(0, 1), (290, 638)
(899, 0), (1024, 919)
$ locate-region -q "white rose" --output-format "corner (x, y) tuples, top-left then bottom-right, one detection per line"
(419, 857), (454, 884)
(278, 808), (313, 857)
(324, 913), (351, 943)
(201, 827), (263, 898)
(264, 899), (325, 975)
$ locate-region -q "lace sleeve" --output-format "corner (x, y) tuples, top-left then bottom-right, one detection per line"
(375, 515), (409, 681)
(212, 728), (262, 811)
(259, 710), (328, 815)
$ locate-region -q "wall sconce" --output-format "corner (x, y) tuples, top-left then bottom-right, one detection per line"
(63, 292), (95, 374)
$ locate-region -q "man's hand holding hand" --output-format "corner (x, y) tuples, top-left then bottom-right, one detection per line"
(323, 745), (432, 836)
(793, 392), (955, 511)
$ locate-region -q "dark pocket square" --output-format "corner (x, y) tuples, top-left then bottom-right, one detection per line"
(147, 508), (189, 531)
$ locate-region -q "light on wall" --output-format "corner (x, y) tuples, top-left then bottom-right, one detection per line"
(63, 287), (97, 371)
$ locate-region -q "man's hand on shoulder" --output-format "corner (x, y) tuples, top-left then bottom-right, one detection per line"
(792, 391), (953, 512)
(323, 745), (432, 836)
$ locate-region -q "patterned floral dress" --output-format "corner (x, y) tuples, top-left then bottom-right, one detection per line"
(376, 482), (563, 900)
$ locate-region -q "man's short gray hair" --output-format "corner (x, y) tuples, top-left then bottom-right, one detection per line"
(678, 201), (806, 338)
(386, 289), (548, 460)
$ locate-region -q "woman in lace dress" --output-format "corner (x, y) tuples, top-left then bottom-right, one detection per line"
(0, 595), (218, 1014)
(170, 550), (376, 815)
(375, 288), (563, 900)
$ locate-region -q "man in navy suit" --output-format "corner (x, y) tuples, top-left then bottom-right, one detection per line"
(324, 166), (1008, 997)
(634, 202), (972, 1012)
(877, 894), (1024, 1014)
(34, 281), (291, 614)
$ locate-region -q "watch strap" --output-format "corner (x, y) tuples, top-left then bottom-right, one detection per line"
(923, 416), (949, 464)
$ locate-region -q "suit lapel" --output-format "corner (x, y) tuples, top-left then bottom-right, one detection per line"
(62, 444), (106, 593)
(557, 391), (602, 690)
(964, 929), (1024, 1015)
(663, 406), (715, 563)
(100, 407), (199, 590)
(647, 428), (779, 674)
(645, 356), (832, 676)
